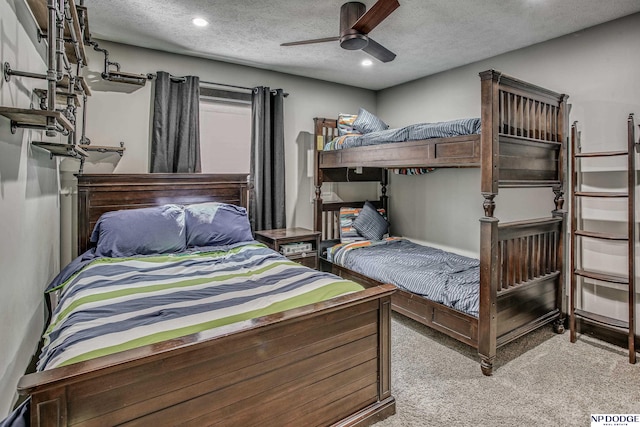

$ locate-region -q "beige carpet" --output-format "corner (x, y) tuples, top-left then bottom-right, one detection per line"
(375, 314), (640, 427)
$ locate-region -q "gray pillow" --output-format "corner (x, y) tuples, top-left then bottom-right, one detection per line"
(185, 202), (253, 247)
(353, 108), (389, 134)
(90, 204), (186, 257)
(353, 201), (389, 240)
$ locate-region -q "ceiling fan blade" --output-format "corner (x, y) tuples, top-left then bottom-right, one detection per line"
(362, 38), (396, 62)
(351, 0), (400, 34)
(281, 36), (340, 47)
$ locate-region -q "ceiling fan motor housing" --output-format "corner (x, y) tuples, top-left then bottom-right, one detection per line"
(339, 2), (369, 50)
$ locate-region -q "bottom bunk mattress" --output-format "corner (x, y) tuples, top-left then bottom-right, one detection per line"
(328, 238), (480, 316)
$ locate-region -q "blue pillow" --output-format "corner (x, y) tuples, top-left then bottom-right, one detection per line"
(352, 108), (388, 134)
(90, 204), (186, 257)
(185, 202), (253, 247)
(353, 201), (389, 240)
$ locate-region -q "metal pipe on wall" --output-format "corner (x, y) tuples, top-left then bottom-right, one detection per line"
(56, 0), (64, 78)
(46, 0), (58, 136)
(63, 0), (82, 65)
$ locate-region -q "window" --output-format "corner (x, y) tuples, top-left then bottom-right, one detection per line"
(199, 88), (251, 173)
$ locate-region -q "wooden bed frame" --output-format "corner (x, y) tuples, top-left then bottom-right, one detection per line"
(18, 173), (396, 427)
(314, 70), (569, 376)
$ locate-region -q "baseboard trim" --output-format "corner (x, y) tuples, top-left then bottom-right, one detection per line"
(576, 318), (639, 351)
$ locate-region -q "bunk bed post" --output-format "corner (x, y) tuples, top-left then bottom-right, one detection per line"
(552, 94), (570, 333)
(478, 70), (501, 375)
(552, 185), (567, 334)
(380, 169), (388, 213)
(313, 118), (324, 235)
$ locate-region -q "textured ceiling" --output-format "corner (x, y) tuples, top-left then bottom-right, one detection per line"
(82, 0), (640, 90)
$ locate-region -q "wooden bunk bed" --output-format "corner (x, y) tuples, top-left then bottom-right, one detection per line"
(313, 70), (569, 376)
(14, 174), (395, 427)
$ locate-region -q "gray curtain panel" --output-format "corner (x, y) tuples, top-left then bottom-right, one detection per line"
(250, 87), (286, 232)
(150, 71), (201, 173)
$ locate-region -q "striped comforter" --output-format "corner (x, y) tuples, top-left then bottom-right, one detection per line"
(38, 243), (363, 371)
(324, 118), (481, 151)
(329, 238), (480, 316)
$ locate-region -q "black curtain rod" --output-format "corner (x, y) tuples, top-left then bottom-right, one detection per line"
(146, 73), (288, 97)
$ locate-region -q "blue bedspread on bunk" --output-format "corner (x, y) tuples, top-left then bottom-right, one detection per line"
(329, 238), (480, 316)
(324, 117), (481, 151)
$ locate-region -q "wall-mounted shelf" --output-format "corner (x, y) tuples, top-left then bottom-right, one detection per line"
(26, 0), (88, 65)
(59, 75), (92, 97)
(79, 142), (125, 157)
(90, 41), (147, 87)
(102, 70), (147, 86)
(0, 106), (73, 134)
(32, 141), (88, 159)
(4, 1), (128, 172)
(33, 89), (80, 107)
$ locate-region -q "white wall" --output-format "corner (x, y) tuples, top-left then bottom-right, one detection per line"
(0, 0), (62, 417)
(377, 14), (640, 323)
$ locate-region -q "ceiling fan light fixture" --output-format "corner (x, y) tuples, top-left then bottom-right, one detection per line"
(340, 33), (368, 50)
(192, 17), (209, 27)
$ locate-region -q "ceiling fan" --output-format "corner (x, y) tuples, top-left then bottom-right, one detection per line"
(281, 0), (400, 63)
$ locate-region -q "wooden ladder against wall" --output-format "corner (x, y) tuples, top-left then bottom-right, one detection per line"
(569, 114), (638, 363)
(569, 114), (638, 364)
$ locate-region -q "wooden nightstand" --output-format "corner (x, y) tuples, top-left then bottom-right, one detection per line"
(255, 227), (320, 270)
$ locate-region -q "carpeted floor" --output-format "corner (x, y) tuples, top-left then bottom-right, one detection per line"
(375, 313), (640, 427)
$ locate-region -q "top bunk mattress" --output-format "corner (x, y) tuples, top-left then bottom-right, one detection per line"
(325, 117), (481, 151)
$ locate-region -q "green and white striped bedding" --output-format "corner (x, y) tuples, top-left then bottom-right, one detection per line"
(38, 243), (363, 370)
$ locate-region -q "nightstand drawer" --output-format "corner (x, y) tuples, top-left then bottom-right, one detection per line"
(289, 251), (318, 269)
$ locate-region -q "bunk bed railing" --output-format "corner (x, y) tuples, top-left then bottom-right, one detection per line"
(315, 118), (338, 150)
(499, 88), (561, 142)
(481, 69), (568, 191)
(497, 217), (563, 293)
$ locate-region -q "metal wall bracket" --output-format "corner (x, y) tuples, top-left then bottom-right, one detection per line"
(4, 62), (11, 82)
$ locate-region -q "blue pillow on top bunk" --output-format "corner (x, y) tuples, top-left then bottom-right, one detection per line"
(353, 201), (389, 241)
(185, 202), (254, 247)
(352, 108), (388, 134)
(90, 204), (186, 257)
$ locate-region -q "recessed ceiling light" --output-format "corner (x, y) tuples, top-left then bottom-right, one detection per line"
(192, 18), (209, 27)
(361, 59), (373, 67)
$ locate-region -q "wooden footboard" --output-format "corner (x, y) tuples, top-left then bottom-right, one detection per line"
(495, 217), (564, 344)
(20, 285), (396, 427)
(478, 213), (565, 375)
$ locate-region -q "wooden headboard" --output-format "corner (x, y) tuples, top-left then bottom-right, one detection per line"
(76, 173), (250, 254)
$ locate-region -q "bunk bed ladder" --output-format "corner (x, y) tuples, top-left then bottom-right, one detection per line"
(569, 114), (638, 364)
